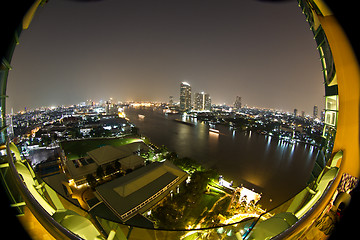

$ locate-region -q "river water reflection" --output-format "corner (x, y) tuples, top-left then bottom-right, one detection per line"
(126, 107), (319, 209)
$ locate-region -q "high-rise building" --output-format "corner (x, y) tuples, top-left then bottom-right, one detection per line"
(313, 105), (318, 118)
(294, 108), (298, 116)
(105, 98), (116, 115)
(234, 96), (242, 110)
(194, 92), (211, 111)
(169, 96), (174, 106)
(86, 99), (94, 106)
(180, 82), (191, 112)
(204, 94), (211, 111)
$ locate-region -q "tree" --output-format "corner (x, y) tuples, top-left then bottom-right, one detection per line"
(86, 174), (97, 189)
(90, 127), (107, 137)
(131, 126), (139, 135)
(160, 145), (168, 154)
(41, 134), (52, 146)
(147, 150), (155, 161)
(68, 127), (81, 139)
(125, 168), (133, 175)
(105, 164), (115, 176)
(114, 161), (121, 171)
(166, 151), (178, 161)
(96, 165), (104, 179)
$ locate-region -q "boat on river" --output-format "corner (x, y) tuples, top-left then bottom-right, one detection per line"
(173, 119), (195, 126)
(209, 128), (220, 134)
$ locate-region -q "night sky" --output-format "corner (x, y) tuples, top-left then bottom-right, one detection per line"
(7, 0), (324, 114)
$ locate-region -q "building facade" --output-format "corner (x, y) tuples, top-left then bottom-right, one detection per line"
(194, 92), (211, 111)
(169, 96), (174, 106)
(180, 82), (191, 112)
(234, 96), (242, 110)
(313, 105), (318, 118)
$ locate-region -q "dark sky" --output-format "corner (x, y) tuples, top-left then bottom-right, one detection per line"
(7, 0), (324, 114)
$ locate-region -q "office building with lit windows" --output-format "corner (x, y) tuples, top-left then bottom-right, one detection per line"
(313, 105), (318, 118)
(234, 96), (242, 110)
(194, 92), (211, 111)
(180, 82), (191, 112)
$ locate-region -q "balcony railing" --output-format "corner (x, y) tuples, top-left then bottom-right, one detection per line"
(3, 139), (343, 240)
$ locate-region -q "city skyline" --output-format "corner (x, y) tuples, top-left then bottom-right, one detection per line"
(7, 79), (321, 116)
(7, 0), (324, 115)
(7, 78), (322, 117)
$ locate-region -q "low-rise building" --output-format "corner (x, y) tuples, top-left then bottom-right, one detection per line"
(64, 141), (149, 185)
(94, 160), (189, 221)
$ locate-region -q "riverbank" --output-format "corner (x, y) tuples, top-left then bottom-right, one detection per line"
(125, 107), (320, 209)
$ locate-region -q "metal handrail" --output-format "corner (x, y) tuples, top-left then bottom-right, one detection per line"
(5, 140), (82, 240)
(271, 179), (336, 239)
(242, 150), (342, 239)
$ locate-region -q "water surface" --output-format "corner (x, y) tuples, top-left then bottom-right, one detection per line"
(126, 107), (318, 209)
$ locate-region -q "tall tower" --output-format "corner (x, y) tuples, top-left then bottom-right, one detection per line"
(234, 96), (242, 110)
(105, 98), (115, 115)
(169, 96), (174, 106)
(313, 105), (318, 118)
(294, 108), (298, 117)
(204, 93), (211, 111)
(180, 82), (191, 112)
(195, 92), (211, 111)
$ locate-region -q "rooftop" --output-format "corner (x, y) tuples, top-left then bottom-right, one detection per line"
(86, 141), (150, 166)
(87, 145), (131, 165)
(95, 160), (189, 220)
(119, 155), (145, 170)
(65, 140), (150, 181)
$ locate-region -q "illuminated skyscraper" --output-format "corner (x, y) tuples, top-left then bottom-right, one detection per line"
(313, 105), (318, 118)
(105, 98), (116, 115)
(180, 82), (191, 112)
(194, 92), (211, 111)
(169, 96), (174, 106)
(234, 96), (242, 110)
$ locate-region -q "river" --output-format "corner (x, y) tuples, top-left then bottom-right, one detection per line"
(125, 107), (319, 209)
